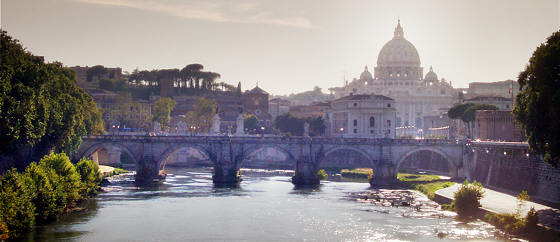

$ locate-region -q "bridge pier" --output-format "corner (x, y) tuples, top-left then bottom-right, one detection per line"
(292, 161), (320, 186)
(212, 164), (241, 184)
(135, 155), (166, 184)
(369, 162), (397, 186)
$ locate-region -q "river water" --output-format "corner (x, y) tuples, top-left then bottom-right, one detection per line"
(21, 167), (508, 241)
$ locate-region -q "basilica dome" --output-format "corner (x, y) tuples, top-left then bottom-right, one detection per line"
(425, 66), (438, 82)
(360, 66), (373, 81)
(376, 20), (421, 67)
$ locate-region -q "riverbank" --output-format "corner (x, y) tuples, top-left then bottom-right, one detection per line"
(435, 184), (560, 235)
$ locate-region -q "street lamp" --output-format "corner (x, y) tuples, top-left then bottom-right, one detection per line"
(340, 127), (344, 138)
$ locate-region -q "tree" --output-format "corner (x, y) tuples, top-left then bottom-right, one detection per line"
(452, 180), (484, 219)
(185, 98), (217, 133)
(0, 169), (35, 238)
(244, 114), (259, 132)
(106, 92), (151, 129)
(86, 65), (106, 82)
(513, 30), (560, 167)
(0, 31), (104, 170)
(152, 97), (176, 129)
(448, 103), (498, 138)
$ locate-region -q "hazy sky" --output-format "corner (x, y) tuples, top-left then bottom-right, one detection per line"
(2, 0), (559, 95)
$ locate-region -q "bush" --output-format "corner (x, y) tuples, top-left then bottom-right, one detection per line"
(317, 169), (328, 180)
(0, 217), (8, 240)
(24, 163), (59, 222)
(0, 169), (36, 238)
(39, 153), (84, 208)
(340, 169), (372, 180)
(452, 180), (484, 219)
(76, 158), (102, 196)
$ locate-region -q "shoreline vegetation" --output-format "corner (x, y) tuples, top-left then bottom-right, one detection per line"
(0, 153), (103, 239)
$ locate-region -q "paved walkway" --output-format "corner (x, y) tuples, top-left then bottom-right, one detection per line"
(436, 184), (560, 231)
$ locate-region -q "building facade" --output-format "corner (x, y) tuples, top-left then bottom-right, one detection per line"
(475, 110), (524, 142)
(324, 94), (396, 138)
(329, 20), (458, 136)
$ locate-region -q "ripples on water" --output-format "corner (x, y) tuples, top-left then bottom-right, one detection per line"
(22, 167), (511, 241)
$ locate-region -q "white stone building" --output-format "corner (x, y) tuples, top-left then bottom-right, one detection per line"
(324, 94), (396, 138)
(329, 20), (458, 136)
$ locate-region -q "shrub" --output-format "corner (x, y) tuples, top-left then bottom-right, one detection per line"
(317, 169), (328, 180)
(0, 169), (36, 238)
(452, 180), (484, 219)
(524, 207), (539, 234)
(0, 217), (8, 240)
(39, 153), (84, 208)
(340, 169), (372, 180)
(76, 158), (102, 196)
(24, 163), (59, 222)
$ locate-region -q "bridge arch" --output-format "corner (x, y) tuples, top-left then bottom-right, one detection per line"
(240, 144), (296, 169)
(395, 147), (458, 177)
(320, 146), (375, 169)
(157, 144), (215, 170)
(80, 142), (138, 165)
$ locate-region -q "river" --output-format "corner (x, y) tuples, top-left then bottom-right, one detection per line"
(20, 167), (508, 241)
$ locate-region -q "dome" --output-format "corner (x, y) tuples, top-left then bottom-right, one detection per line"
(425, 66), (438, 82)
(376, 20), (421, 67)
(359, 66), (373, 81)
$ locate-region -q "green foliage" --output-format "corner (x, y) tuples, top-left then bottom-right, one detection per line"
(396, 173), (454, 200)
(340, 169), (372, 180)
(0, 169), (36, 238)
(86, 65), (106, 82)
(0, 31), (104, 167)
(185, 97), (217, 133)
(152, 97), (176, 128)
(452, 180), (484, 219)
(274, 113), (326, 136)
(317, 169), (328, 180)
(244, 114), (259, 132)
(24, 163), (59, 222)
(39, 153), (83, 208)
(98, 78), (126, 92)
(516, 190), (530, 216)
(448, 103), (498, 123)
(0, 153), (104, 239)
(0, 217), (8, 240)
(513, 30), (560, 167)
(76, 158), (102, 196)
(107, 92), (151, 129)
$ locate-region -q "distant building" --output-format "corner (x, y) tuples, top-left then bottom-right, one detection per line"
(465, 80), (518, 99)
(463, 96), (514, 111)
(289, 101), (331, 119)
(268, 98), (291, 120)
(422, 114), (451, 138)
(329, 20), (458, 135)
(243, 85), (272, 128)
(324, 94), (396, 138)
(475, 110), (524, 142)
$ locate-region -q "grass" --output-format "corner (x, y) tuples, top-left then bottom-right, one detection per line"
(396, 173), (455, 200)
(340, 168), (372, 180)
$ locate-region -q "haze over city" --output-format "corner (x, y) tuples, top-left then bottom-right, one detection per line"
(1, 0), (558, 94)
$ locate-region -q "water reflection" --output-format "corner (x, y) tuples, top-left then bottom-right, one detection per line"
(21, 167), (507, 241)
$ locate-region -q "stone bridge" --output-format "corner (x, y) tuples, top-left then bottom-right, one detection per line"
(73, 135), (466, 186)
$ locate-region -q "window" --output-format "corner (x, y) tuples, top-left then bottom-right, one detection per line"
(370, 130), (374, 134)
(353, 119), (357, 126)
(387, 120), (391, 127)
(387, 103), (391, 107)
(353, 102), (358, 107)
(369, 117), (375, 127)
(353, 129), (357, 134)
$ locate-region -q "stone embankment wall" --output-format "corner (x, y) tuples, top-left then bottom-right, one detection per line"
(466, 142), (560, 206)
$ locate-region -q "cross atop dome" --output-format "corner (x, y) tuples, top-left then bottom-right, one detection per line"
(394, 19), (404, 39)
